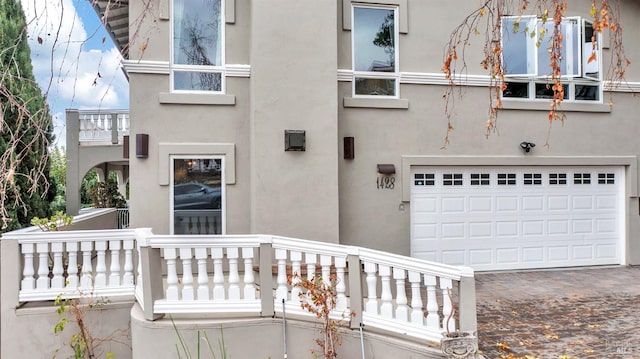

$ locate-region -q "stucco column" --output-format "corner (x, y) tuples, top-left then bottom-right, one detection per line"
(65, 109), (81, 216)
(249, 0), (340, 243)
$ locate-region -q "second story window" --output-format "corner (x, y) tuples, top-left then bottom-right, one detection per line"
(352, 5), (399, 98)
(501, 16), (601, 102)
(172, 0), (224, 92)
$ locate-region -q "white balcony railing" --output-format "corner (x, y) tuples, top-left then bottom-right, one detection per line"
(77, 110), (129, 143)
(4, 229), (477, 346)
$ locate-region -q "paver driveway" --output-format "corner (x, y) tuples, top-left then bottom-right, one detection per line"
(475, 266), (640, 359)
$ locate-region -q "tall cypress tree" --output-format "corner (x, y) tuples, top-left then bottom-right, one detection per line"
(0, 0), (54, 232)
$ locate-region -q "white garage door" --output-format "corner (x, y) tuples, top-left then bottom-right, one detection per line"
(410, 166), (624, 271)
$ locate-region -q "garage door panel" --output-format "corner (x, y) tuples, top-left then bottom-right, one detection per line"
(548, 196), (569, 210)
(411, 166), (624, 271)
(496, 196), (519, 211)
(469, 222), (492, 238)
(522, 196), (544, 211)
(442, 197), (465, 213)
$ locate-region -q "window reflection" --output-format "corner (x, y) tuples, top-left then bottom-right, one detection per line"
(173, 158), (223, 234)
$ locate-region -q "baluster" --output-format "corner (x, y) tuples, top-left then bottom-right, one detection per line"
(289, 251), (302, 303)
(364, 262), (378, 314)
(334, 257), (347, 312)
(66, 242), (79, 288)
(378, 265), (393, 318)
(440, 278), (455, 332)
(242, 247), (256, 300)
(212, 247), (225, 300)
(36, 242), (49, 290)
(227, 248), (240, 300)
(136, 243), (143, 291)
(80, 241), (94, 289)
(51, 242), (65, 289)
(305, 252), (317, 280)
(275, 248), (288, 301)
(21, 243), (35, 290)
(425, 275), (440, 329)
(94, 241), (107, 287)
(180, 248), (194, 301)
(122, 239), (134, 286)
(195, 247), (210, 300)
(109, 240), (121, 286)
(320, 255), (331, 282)
(408, 271), (424, 325)
(165, 248), (179, 300)
(393, 267), (408, 322)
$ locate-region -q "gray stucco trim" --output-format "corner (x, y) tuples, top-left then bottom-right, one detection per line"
(159, 0), (236, 23)
(401, 155), (638, 202)
(158, 143), (236, 185)
(343, 97), (409, 109)
(158, 93), (236, 105)
(501, 100), (612, 113)
(342, 0), (408, 33)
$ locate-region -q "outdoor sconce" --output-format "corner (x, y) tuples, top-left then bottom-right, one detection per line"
(284, 130), (306, 151)
(123, 135), (129, 159)
(344, 137), (355, 159)
(520, 141), (535, 153)
(136, 133), (149, 158)
(377, 164), (396, 175)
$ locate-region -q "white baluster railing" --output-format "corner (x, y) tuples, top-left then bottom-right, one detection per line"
(7, 230), (475, 345)
(7, 229), (138, 302)
(146, 236), (263, 315)
(76, 110), (129, 143)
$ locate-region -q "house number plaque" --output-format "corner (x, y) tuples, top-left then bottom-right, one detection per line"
(376, 176), (395, 189)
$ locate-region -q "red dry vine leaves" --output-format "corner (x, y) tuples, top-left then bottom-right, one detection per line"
(442, 0), (630, 146)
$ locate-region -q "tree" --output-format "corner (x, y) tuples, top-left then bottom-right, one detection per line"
(0, 0), (54, 231)
(442, 0), (630, 146)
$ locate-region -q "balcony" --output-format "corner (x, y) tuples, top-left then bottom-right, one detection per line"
(1, 223), (477, 358)
(65, 109), (130, 216)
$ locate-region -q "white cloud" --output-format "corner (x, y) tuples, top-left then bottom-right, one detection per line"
(20, 0), (129, 147)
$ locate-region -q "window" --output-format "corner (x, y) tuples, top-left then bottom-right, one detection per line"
(549, 173), (567, 185)
(501, 16), (601, 102)
(598, 173), (615, 184)
(414, 173), (435, 186)
(171, 157), (224, 234)
(352, 5), (399, 97)
(172, 0), (224, 92)
(524, 173), (542, 185)
(574, 173), (591, 184)
(470, 173), (490, 186)
(498, 173), (516, 185)
(443, 173), (463, 186)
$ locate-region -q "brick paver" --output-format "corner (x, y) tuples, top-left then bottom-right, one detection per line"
(475, 266), (640, 359)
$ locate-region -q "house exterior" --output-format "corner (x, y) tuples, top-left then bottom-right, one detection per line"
(87, 0), (640, 273)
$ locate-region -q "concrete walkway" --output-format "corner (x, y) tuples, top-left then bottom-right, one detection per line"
(475, 266), (640, 359)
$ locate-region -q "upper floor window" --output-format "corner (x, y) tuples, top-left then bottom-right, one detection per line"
(501, 16), (600, 102)
(352, 5), (399, 98)
(172, 0), (224, 92)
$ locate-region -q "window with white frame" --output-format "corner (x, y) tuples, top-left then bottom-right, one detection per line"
(172, 0), (224, 92)
(501, 16), (601, 102)
(352, 5), (399, 97)
(171, 157), (225, 235)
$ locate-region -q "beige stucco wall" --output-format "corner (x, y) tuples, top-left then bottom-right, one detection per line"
(124, 0), (640, 262)
(131, 306), (442, 358)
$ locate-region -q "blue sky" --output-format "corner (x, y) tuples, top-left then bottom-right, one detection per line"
(20, 0), (129, 148)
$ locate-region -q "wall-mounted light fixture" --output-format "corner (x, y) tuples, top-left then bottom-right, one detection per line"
(123, 135), (130, 159)
(344, 137), (355, 159)
(284, 130), (306, 151)
(520, 141), (535, 153)
(377, 164), (396, 175)
(136, 133), (149, 158)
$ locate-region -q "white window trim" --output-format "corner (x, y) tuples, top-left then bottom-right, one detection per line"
(351, 4), (400, 99)
(501, 15), (603, 103)
(170, 0), (226, 93)
(169, 155), (226, 235)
